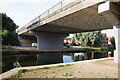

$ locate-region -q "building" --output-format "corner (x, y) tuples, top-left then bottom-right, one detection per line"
(64, 38), (72, 44)
(102, 33), (108, 46)
(108, 37), (112, 45)
(64, 38), (81, 45)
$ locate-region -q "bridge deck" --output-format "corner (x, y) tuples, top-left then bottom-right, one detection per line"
(18, 0), (120, 35)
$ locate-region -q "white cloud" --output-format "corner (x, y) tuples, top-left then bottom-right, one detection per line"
(102, 29), (114, 37)
(0, 0), (62, 28)
(0, 0), (61, 3)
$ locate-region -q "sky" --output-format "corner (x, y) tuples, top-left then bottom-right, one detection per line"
(0, 0), (115, 37)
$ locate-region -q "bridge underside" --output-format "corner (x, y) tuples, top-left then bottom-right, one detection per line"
(18, 1), (120, 64)
(32, 6), (119, 34)
(19, 1), (120, 35)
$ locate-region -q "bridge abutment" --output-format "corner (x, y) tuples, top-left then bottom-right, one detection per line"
(113, 25), (120, 63)
(30, 31), (68, 65)
(18, 35), (37, 47)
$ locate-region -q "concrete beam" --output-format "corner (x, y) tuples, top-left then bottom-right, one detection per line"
(98, 1), (120, 26)
(17, 28), (28, 35)
(98, 1), (120, 15)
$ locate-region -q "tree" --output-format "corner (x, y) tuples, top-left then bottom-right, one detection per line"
(72, 31), (104, 47)
(111, 36), (116, 49)
(72, 31), (104, 59)
(1, 13), (19, 46)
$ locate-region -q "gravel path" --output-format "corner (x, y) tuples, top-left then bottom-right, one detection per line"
(10, 58), (118, 78)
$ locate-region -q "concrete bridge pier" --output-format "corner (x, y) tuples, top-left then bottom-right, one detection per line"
(114, 25), (120, 63)
(30, 31), (68, 65)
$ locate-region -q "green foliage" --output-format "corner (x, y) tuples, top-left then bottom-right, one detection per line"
(72, 31), (104, 47)
(2, 13), (17, 32)
(57, 64), (72, 67)
(57, 65), (65, 67)
(10, 69), (28, 78)
(101, 46), (115, 51)
(72, 56), (81, 61)
(2, 30), (19, 46)
(41, 67), (51, 69)
(107, 45), (115, 51)
(2, 56), (16, 73)
(1, 46), (17, 50)
(62, 73), (73, 77)
(72, 55), (85, 61)
(110, 36), (116, 50)
(1, 13), (19, 46)
(72, 52), (105, 61)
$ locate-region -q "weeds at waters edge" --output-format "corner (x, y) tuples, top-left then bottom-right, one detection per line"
(57, 64), (73, 67)
(1, 46), (18, 50)
(9, 67), (51, 78)
(10, 69), (28, 78)
(41, 67), (51, 69)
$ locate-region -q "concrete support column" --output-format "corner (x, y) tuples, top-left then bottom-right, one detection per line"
(113, 25), (120, 63)
(36, 33), (68, 49)
(31, 31), (68, 65)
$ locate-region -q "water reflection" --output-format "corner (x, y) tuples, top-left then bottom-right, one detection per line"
(2, 56), (16, 73)
(63, 55), (73, 63)
(16, 55), (37, 66)
(72, 52), (114, 62)
(36, 54), (63, 65)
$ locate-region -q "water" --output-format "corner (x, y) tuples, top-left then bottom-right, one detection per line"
(74, 53), (84, 56)
(63, 55), (73, 63)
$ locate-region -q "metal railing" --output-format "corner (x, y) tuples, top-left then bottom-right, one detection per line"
(18, 0), (85, 33)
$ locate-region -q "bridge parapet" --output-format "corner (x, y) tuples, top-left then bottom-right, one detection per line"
(17, 0), (85, 35)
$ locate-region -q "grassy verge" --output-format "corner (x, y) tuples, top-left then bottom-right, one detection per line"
(1, 46), (19, 50)
(10, 69), (28, 78)
(81, 46), (115, 52)
(10, 64), (73, 78)
(1, 46), (114, 52)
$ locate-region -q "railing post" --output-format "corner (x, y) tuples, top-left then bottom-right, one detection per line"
(32, 20), (34, 27)
(48, 10), (49, 15)
(61, 2), (62, 8)
(39, 16), (41, 25)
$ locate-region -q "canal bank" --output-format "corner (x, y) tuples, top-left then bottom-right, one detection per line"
(1, 57), (118, 79)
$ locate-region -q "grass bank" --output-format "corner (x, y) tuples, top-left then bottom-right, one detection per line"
(5, 58), (118, 78)
(9, 64), (73, 78)
(1, 46), (20, 50)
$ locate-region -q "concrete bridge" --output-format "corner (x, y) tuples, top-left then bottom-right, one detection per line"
(17, 0), (120, 64)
